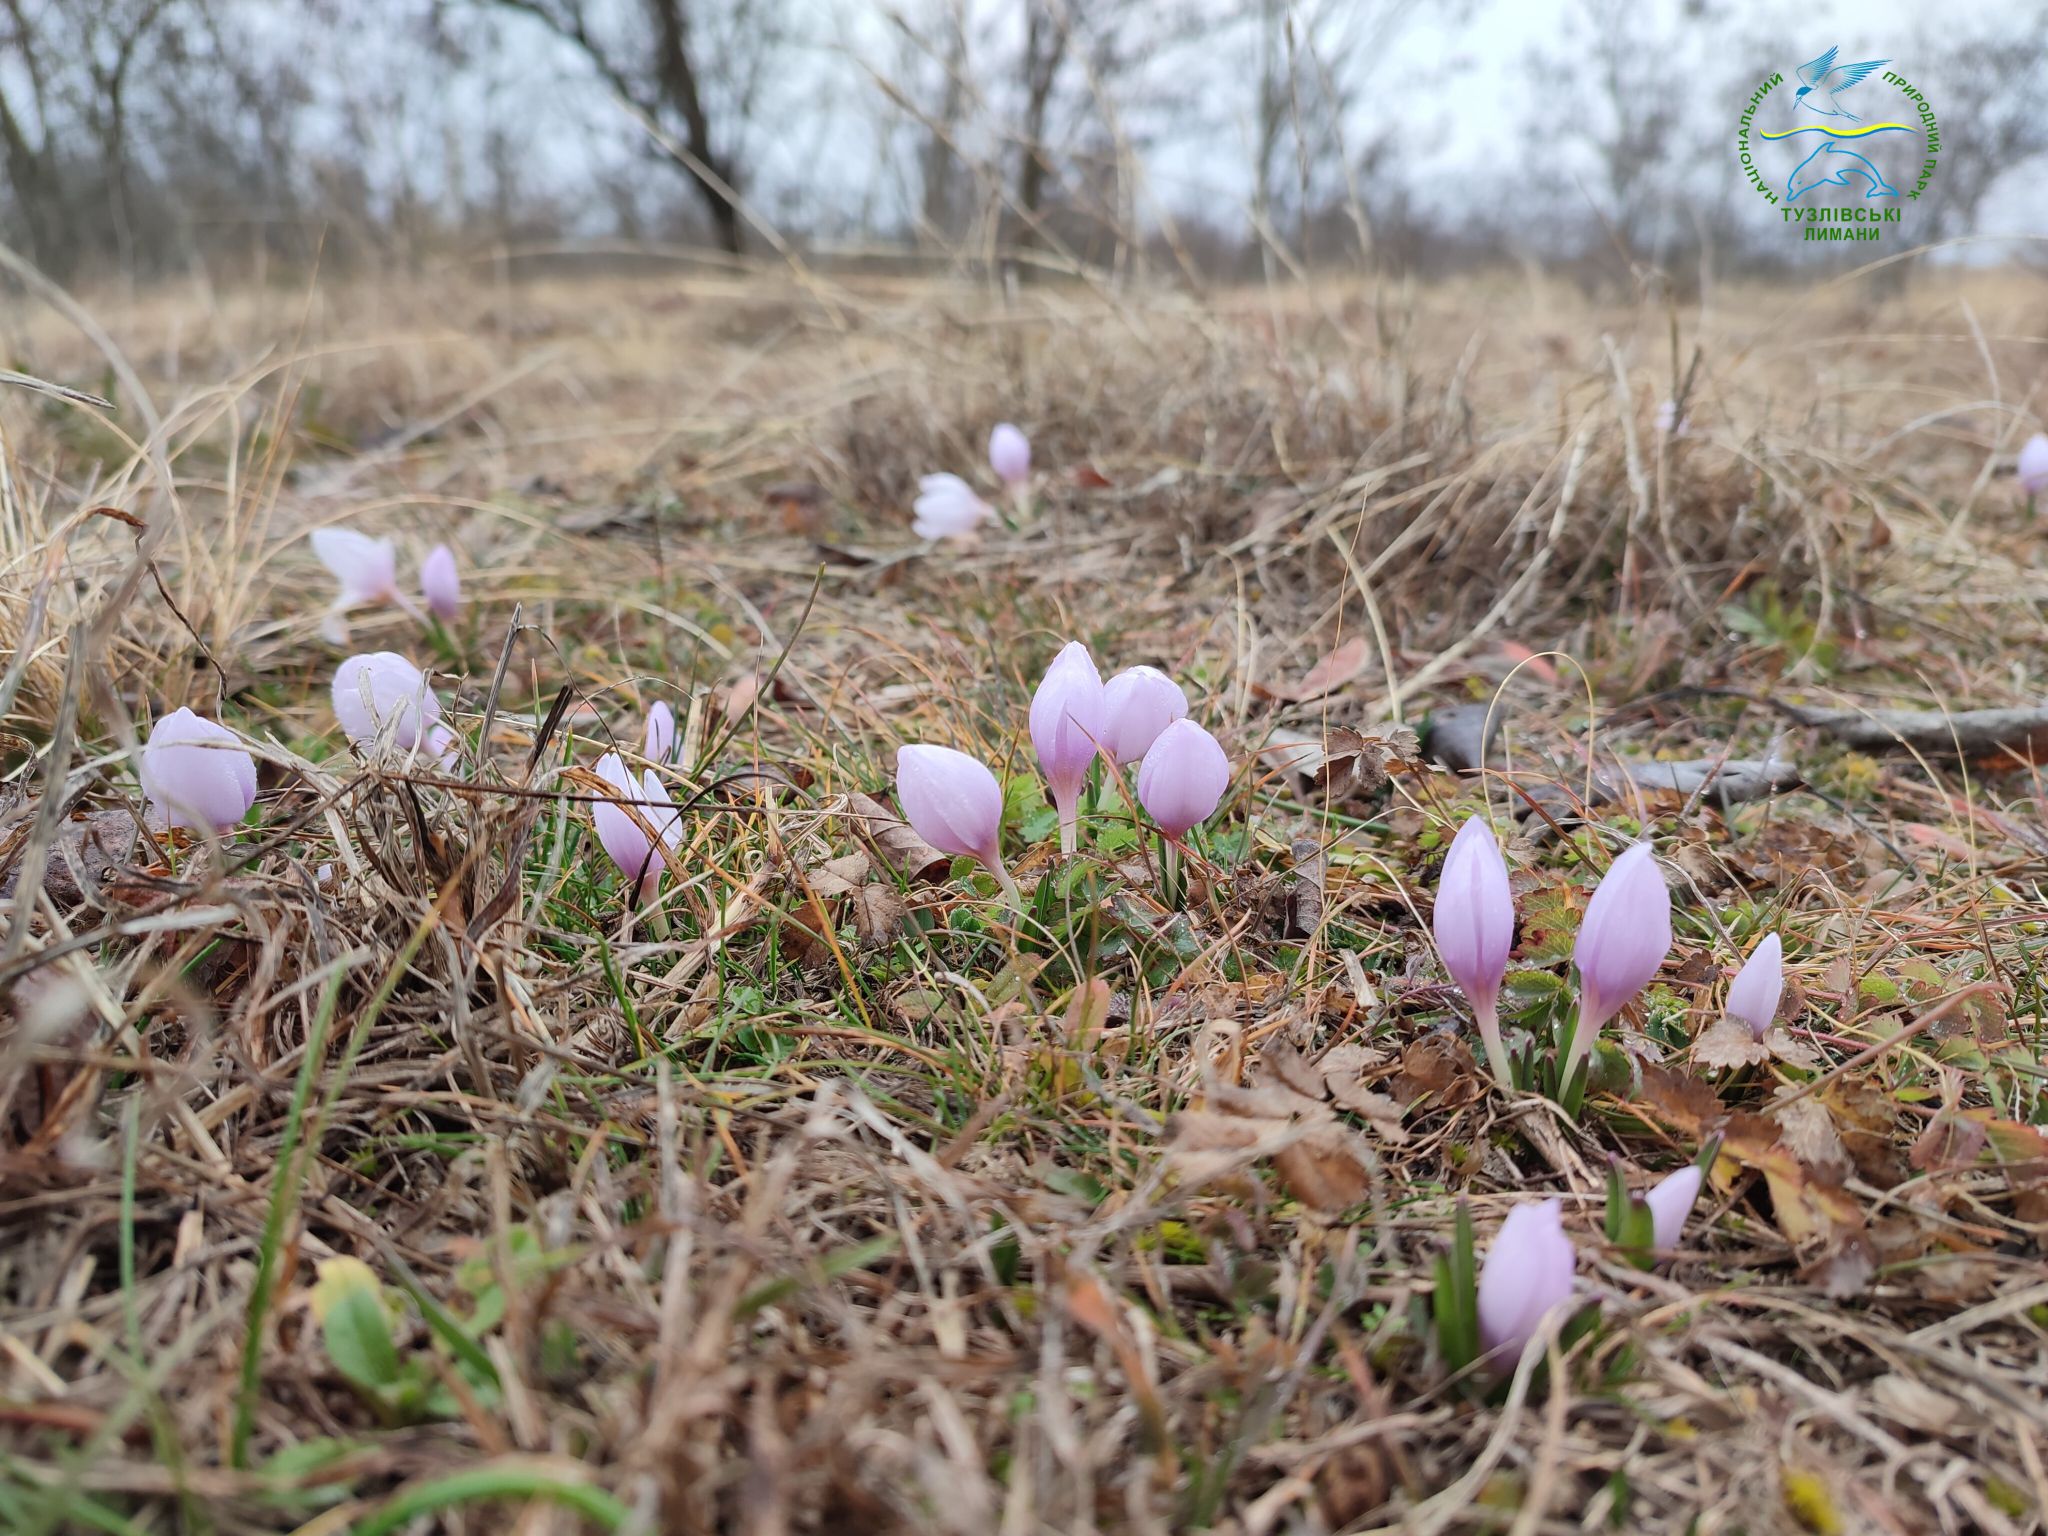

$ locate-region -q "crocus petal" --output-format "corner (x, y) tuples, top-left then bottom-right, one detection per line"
(1573, 842), (1672, 1029)
(1726, 932), (1783, 1040)
(1135, 719), (1230, 841)
(312, 528), (399, 605)
(1029, 640), (1107, 813)
(332, 652), (443, 754)
(421, 544), (460, 620)
(1476, 1199), (1576, 1369)
(913, 473), (993, 540)
(1645, 1165), (1703, 1252)
(2019, 433), (2048, 496)
(1102, 665), (1188, 765)
(645, 701), (676, 763)
(139, 708), (258, 833)
(988, 423), (1031, 486)
(896, 744), (1004, 867)
(591, 752), (679, 900)
(1432, 816), (1514, 1017)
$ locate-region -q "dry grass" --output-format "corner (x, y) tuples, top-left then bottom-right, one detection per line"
(3, 259), (2048, 1535)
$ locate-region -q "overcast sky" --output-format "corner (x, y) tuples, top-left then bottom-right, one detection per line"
(215, 0), (2042, 257)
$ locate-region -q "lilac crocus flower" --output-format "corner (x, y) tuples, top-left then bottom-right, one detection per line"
(1645, 1165), (1704, 1252)
(1476, 1199), (1575, 1372)
(139, 708), (258, 833)
(591, 751), (681, 902)
(1433, 816), (1516, 1087)
(1136, 719), (1229, 841)
(2018, 433), (2048, 497)
(988, 423), (1031, 488)
(912, 474), (993, 540)
(1725, 932), (1783, 1040)
(1565, 842), (1671, 1092)
(645, 701), (676, 763)
(313, 528), (419, 641)
(331, 652), (456, 767)
(1101, 665), (1188, 766)
(421, 544), (460, 621)
(1030, 640), (1107, 854)
(895, 743), (1019, 905)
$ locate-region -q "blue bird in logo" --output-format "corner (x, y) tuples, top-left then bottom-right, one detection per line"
(1793, 46), (1891, 120)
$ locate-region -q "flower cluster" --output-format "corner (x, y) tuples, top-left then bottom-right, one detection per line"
(313, 530), (461, 643)
(1433, 815), (1789, 1106)
(1451, 1157), (1707, 1376)
(911, 423), (1033, 540)
(1432, 821), (1676, 1096)
(895, 640), (1228, 903)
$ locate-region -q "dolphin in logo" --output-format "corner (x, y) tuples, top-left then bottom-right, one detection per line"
(1794, 46), (1890, 119)
(1788, 141), (1901, 200)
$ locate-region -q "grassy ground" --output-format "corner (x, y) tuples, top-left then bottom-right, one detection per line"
(3, 261), (2048, 1535)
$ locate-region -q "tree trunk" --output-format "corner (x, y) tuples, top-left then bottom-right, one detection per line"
(1016, 0), (1068, 253)
(646, 0), (742, 255)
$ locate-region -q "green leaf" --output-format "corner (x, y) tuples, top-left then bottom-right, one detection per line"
(1434, 1202), (1480, 1373)
(311, 1258), (403, 1393)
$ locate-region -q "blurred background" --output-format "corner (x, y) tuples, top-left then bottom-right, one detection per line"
(1, 0), (2040, 293)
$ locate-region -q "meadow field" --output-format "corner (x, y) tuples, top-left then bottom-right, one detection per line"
(3, 260), (2048, 1534)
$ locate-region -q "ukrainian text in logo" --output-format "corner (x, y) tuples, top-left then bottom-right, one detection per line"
(1735, 47), (1939, 243)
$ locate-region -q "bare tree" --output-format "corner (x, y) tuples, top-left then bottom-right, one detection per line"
(1527, 0), (1725, 273)
(488, 0), (782, 255)
(1906, 15), (2048, 246)
(1014, 0), (1073, 249)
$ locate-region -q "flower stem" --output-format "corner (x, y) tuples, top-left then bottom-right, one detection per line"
(1473, 1000), (1514, 1091)
(1559, 996), (1600, 1105)
(991, 861), (1025, 913)
(1161, 838), (1184, 909)
(1057, 797), (1079, 856)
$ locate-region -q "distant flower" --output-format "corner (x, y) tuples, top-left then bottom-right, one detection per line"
(896, 743), (1020, 905)
(913, 473), (994, 540)
(1725, 932), (1783, 1040)
(331, 651), (456, 767)
(2019, 434), (2048, 496)
(1645, 1165), (1704, 1252)
(1476, 1199), (1575, 1371)
(314, 529), (398, 605)
(1102, 665), (1188, 765)
(988, 423), (1032, 487)
(645, 700), (676, 763)
(1655, 398), (1692, 438)
(1433, 816), (1516, 1086)
(139, 708), (258, 833)
(421, 544), (460, 621)
(1566, 842), (1671, 1092)
(1136, 718), (1230, 842)
(1031, 640), (1107, 853)
(591, 751), (680, 902)
(313, 528), (418, 642)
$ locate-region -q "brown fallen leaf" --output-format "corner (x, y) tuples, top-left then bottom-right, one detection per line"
(845, 792), (950, 882)
(849, 883), (906, 946)
(1273, 636), (1370, 702)
(1774, 1094), (1848, 1176)
(1978, 1117), (2048, 1224)
(1390, 1034), (1482, 1110)
(807, 851), (873, 898)
(1313, 723), (1421, 798)
(1762, 1027), (1821, 1069)
(1284, 836), (1326, 939)
(1253, 1039), (1326, 1102)
(1694, 1016), (1768, 1073)
(1271, 1122), (1376, 1216)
